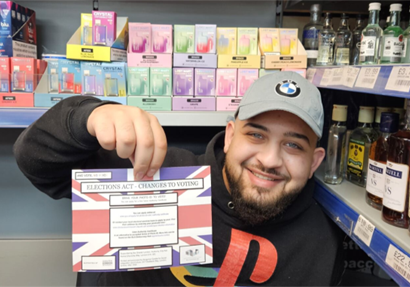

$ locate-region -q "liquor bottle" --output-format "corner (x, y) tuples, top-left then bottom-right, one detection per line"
(334, 14), (352, 66)
(374, 106), (391, 134)
(350, 15), (365, 65)
(366, 112), (399, 210)
(317, 13), (336, 66)
(402, 8), (410, 63)
(381, 4), (404, 64)
(302, 4), (323, 67)
(347, 106), (378, 187)
(325, 105), (348, 184)
(392, 107), (405, 129)
(382, 102), (410, 228)
(360, 3), (383, 65)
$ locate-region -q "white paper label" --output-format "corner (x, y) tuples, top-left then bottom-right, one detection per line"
(320, 69), (333, 86)
(342, 66), (360, 88)
(336, 48), (349, 64)
(330, 68), (344, 85)
(385, 245), (410, 283)
(306, 68), (317, 83)
(354, 67), (380, 89)
(317, 44), (330, 63)
(384, 161), (409, 212)
(366, 159), (386, 198)
(360, 36), (377, 56)
(383, 36), (404, 57)
(353, 215), (375, 247)
(306, 50), (319, 59)
(385, 66), (410, 93)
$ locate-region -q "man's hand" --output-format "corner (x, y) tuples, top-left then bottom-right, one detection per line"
(87, 104), (167, 180)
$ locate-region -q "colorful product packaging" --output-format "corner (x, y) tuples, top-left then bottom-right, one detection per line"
(81, 61), (105, 96)
(216, 27), (237, 55)
(151, 24), (173, 54)
(127, 67), (150, 96)
(10, 57), (36, 93)
(36, 59), (47, 85)
(259, 28), (280, 54)
(81, 13), (93, 45)
(92, 11), (117, 47)
(216, 68), (237, 96)
(237, 28), (258, 55)
(237, 69), (258, 96)
(129, 23), (151, 54)
(216, 97), (242, 111)
(195, 24), (216, 54)
(101, 62), (127, 97)
(173, 68), (193, 96)
(194, 68), (215, 96)
(150, 67), (172, 96)
(0, 57), (10, 92)
(45, 58), (59, 93)
(259, 69), (280, 78)
(174, 25), (195, 54)
(58, 59), (81, 94)
(279, 29), (298, 55)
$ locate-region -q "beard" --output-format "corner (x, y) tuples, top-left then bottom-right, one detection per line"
(224, 157), (304, 226)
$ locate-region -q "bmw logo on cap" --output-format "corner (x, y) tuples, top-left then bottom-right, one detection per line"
(275, 80), (301, 98)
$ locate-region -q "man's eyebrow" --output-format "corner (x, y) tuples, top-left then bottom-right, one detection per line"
(284, 132), (310, 145)
(243, 122), (269, 132)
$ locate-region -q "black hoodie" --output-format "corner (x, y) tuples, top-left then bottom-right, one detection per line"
(14, 96), (344, 286)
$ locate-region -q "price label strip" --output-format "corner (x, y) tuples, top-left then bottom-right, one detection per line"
(306, 68), (317, 83)
(329, 68), (344, 86)
(385, 66), (410, 93)
(386, 244), (410, 283)
(354, 67), (381, 89)
(342, 66), (360, 88)
(353, 214), (375, 247)
(320, 69), (333, 87)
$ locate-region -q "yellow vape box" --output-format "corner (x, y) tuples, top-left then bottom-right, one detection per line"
(259, 28), (280, 54)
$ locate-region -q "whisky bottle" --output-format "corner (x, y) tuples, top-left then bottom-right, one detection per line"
(347, 106), (378, 187)
(383, 103), (410, 228)
(366, 112), (399, 210)
(392, 107), (405, 129)
(325, 105), (348, 184)
(374, 106), (391, 134)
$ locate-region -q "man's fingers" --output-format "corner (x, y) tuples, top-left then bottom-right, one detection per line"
(115, 115), (137, 159)
(133, 114), (155, 180)
(146, 115), (167, 177)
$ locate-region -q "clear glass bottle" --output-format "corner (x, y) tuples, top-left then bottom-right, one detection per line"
(350, 15), (365, 65)
(347, 106), (378, 187)
(334, 14), (352, 66)
(392, 107), (405, 129)
(381, 4), (404, 64)
(374, 106), (391, 135)
(360, 3), (383, 65)
(317, 13), (336, 66)
(325, 105), (348, 184)
(402, 8), (410, 63)
(383, 102), (410, 228)
(302, 4), (323, 67)
(366, 112), (399, 210)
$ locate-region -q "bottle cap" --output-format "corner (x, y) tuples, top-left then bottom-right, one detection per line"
(358, 106), (374, 123)
(311, 4), (322, 12)
(391, 107), (404, 120)
(390, 3), (402, 11)
(375, 107), (391, 123)
(341, 13), (349, 19)
(325, 12), (332, 18)
(332, 104), (348, 122)
(380, 112), (399, 133)
(369, 2), (381, 11)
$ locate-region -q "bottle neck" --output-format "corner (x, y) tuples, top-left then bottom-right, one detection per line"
(368, 10), (380, 25)
(324, 17), (332, 28)
(356, 19), (364, 29)
(340, 18), (349, 29)
(389, 11), (401, 27)
(358, 122), (373, 128)
(311, 12), (321, 23)
(403, 108), (410, 130)
(332, 120), (347, 126)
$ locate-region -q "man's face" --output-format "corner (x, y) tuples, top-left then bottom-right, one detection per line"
(223, 110), (325, 225)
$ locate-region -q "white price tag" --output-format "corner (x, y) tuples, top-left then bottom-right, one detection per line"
(342, 66), (360, 88)
(386, 244), (410, 283)
(306, 68), (317, 83)
(353, 215), (375, 247)
(320, 69), (333, 86)
(385, 66), (410, 93)
(330, 68), (344, 86)
(354, 67), (380, 89)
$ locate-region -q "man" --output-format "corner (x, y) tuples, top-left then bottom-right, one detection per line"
(14, 72), (343, 286)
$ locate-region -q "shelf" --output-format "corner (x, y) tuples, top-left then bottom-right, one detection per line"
(308, 64), (410, 99)
(0, 107), (234, 128)
(314, 165), (410, 286)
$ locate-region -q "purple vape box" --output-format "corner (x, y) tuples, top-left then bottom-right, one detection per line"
(194, 68), (215, 96)
(172, 96), (216, 111)
(92, 11), (117, 47)
(173, 68), (193, 96)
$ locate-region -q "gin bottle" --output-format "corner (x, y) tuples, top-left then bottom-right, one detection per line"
(347, 106), (378, 187)
(374, 106), (391, 134)
(360, 2), (383, 65)
(325, 105), (348, 184)
(381, 4), (404, 64)
(317, 13), (336, 66)
(302, 4), (323, 67)
(334, 14), (352, 66)
(350, 15), (364, 65)
(366, 112), (399, 210)
(383, 102), (410, 228)
(402, 9), (410, 63)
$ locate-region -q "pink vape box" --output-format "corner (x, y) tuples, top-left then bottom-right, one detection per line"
(237, 69), (258, 96)
(129, 23), (151, 54)
(10, 57), (36, 93)
(92, 11), (117, 47)
(195, 68), (215, 96)
(36, 59), (48, 85)
(281, 68), (306, 78)
(216, 97), (242, 111)
(151, 24), (173, 54)
(0, 93), (34, 107)
(0, 57), (10, 93)
(216, 69), (237, 96)
(172, 96), (216, 111)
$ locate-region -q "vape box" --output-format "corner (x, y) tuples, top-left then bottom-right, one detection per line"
(58, 59), (81, 94)
(194, 68), (215, 96)
(34, 94), (76, 107)
(92, 10), (117, 47)
(173, 53), (217, 68)
(259, 28), (280, 54)
(261, 38), (306, 69)
(279, 29), (298, 55)
(127, 67), (150, 96)
(81, 61), (105, 96)
(151, 24), (172, 54)
(45, 59), (59, 94)
(237, 28), (258, 55)
(216, 68), (237, 96)
(81, 13), (93, 45)
(127, 96), (171, 111)
(217, 27), (237, 55)
(127, 53), (172, 68)
(281, 68), (306, 78)
(0, 93), (33, 107)
(173, 25), (195, 54)
(172, 96), (216, 111)
(237, 69), (258, 96)
(129, 22), (151, 54)
(216, 96), (242, 111)
(0, 57), (10, 93)
(259, 69), (280, 78)
(195, 24), (216, 54)
(217, 54), (261, 69)
(173, 68), (193, 96)
(150, 67), (172, 96)
(101, 62), (127, 97)
(36, 59), (47, 85)
(10, 57), (36, 93)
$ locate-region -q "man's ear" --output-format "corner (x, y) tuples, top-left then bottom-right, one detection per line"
(309, 147), (325, 178)
(224, 121), (235, 153)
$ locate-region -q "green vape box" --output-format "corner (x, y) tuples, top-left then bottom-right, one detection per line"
(127, 67), (150, 96)
(174, 25), (195, 54)
(150, 67), (172, 96)
(127, 96), (172, 111)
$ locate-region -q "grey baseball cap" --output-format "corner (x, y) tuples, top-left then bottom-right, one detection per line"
(235, 71), (324, 138)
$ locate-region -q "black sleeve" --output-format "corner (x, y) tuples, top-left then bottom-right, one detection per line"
(13, 96), (120, 200)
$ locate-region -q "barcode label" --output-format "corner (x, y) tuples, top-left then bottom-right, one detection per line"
(386, 245), (410, 283)
(355, 67), (380, 89)
(332, 77), (342, 82)
(306, 68), (316, 83)
(362, 78), (375, 84)
(395, 80), (410, 86)
(320, 69), (333, 86)
(342, 66), (360, 88)
(385, 67), (410, 93)
(353, 215), (374, 246)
